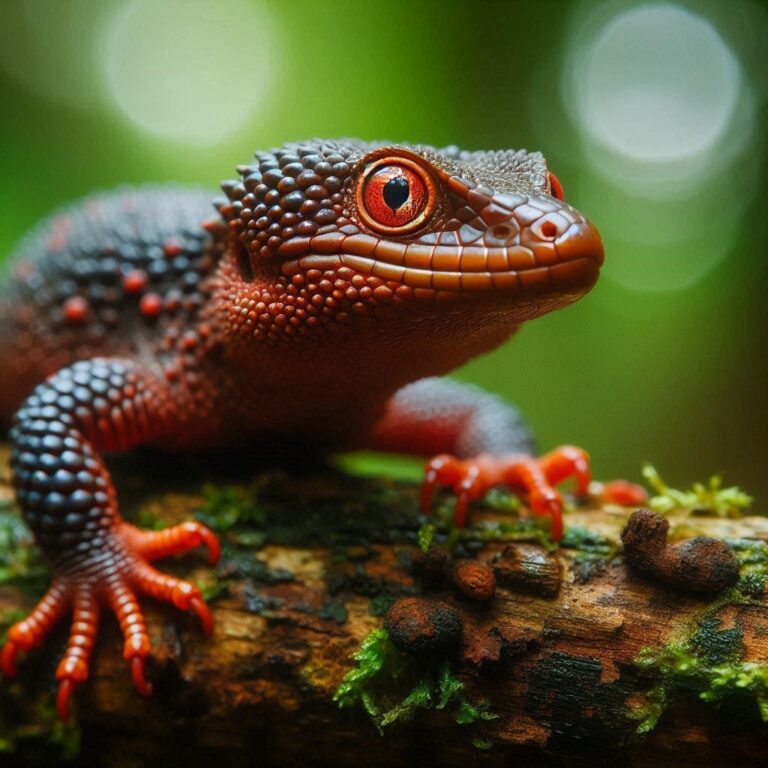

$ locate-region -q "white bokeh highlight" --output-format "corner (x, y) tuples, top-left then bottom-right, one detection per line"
(574, 4), (740, 163)
(102, 0), (274, 144)
(561, 1), (763, 292)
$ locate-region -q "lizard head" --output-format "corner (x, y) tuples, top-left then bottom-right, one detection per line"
(216, 139), (602, 350)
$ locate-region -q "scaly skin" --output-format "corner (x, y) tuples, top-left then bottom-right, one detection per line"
(0, 139), (634, 719)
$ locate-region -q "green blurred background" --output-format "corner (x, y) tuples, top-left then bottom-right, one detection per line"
(1, 0), (766, 501)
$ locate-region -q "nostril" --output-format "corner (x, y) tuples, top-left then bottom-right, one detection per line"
(540, 220), (558, 238)
(491, 224), (512, 239)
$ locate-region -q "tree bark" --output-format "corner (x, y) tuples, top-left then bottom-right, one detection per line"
(1, 445), (767, 767)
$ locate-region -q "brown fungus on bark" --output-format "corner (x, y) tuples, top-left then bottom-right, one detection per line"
(385, 597), (462, 655)
(453, 560), (496, 601)
(621, 508), (739, 594)
(491, 544), (562, 597)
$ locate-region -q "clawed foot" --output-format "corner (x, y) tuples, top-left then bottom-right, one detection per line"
(421, 445), (592, 540)
(1, 520), (219, 720)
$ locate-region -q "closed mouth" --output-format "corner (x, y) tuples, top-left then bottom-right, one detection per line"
(280, 223), (603, 295)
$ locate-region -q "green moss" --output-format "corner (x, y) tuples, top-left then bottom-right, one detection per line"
(632, 612), (767, 733)
(738, 572), (767, 598)
(557, 525), (618, 582)
(631, 535), (768, 732)
(689, 616), (743, 665)
(0, 507), (49, 594)
(334, 629), (497, 738)
(463, 518), (555, 549)
(194, 483), (266, 533)
(725, 539), (768, 597)
(642, 463), (753, 518)
(482, 488), (521, 514)
(195, 575), (229, 602)
(133, 504), (166, 531)
(728, 538), (768, 569)
(417, 523), (436, 553)
(0, 685), (80, 761)
(335, 451), (424, 483)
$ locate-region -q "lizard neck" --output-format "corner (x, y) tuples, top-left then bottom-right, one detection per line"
(202, 246), (518, 441)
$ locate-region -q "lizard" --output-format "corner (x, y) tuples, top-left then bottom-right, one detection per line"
(0, 138), (630, 720)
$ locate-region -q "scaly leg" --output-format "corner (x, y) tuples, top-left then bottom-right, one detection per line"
(422, 446), (591, 539)
(1, 358), (219, 718)
(368, 378), (644, 540)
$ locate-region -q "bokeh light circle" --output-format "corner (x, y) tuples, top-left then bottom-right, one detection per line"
(102, 0), (274, 144)
(557, 1), (764, 292)
(572, 3), (741, 163)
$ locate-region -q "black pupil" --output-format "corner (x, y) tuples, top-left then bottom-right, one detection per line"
(383, 175), (410, 211)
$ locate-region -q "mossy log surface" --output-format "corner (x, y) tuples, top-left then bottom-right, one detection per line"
(1, 444), (768, 767)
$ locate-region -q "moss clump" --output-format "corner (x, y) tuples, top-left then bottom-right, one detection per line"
(0, 607), (80, 760)
(417, 523), (436, 553)
(738, 572), (767, 598)
(0, 690), (80, 761)
(194, 483), (266, 534)
(632, 614), (768, 732)
(482, 488), (522, 515)
(642, 464), (753, 518)
(334, 629), (497, 739)
(0, 504), (48, 594)
(559, 526), (618, 582)
(632, 530), (768, 732)
(727, 539), (768, 597)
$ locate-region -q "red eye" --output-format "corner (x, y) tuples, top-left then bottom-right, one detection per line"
(548, 171), (565, 201)
(357, 156), (435, 234)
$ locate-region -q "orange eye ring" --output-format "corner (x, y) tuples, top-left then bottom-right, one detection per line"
(547, 171), (565, 201)
(356, 155), (437, 235)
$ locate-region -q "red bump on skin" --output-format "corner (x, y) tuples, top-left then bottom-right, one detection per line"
(163, 240), (184, 257)
(63, 296), (89, 324)
(122, 270), (148, 294)
(181, 331), (198, 350)
(139, 293), (163, 318)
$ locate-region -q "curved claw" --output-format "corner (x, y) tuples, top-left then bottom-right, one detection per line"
(543, 498), (564, 541)
(195, 523), (221, 565)
(122, 521), (221, 566)
(421, 468), (438, 515)
(189, 597), (213, 636)
(56, 679), (76, 721)
(538, 445), (592, 498)
(131, 656), (153, 697)
(1, 641), (18, 677)
(420, 446), (597, 539)
(454, 490), (471, 528)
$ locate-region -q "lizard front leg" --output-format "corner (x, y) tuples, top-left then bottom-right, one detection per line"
(1, 358), (219, 719)
(367, 377), (643, 539)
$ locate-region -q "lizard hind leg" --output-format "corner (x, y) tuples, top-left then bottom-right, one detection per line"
(3, 358), (220, 719)
(1, 524), (217, 720)
(422, 445), (593, 540)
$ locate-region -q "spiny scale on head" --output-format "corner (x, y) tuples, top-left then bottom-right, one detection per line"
(216, 139), (551, 267)
(216, 140), (363, 262)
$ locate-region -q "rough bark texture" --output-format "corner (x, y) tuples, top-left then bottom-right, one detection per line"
(1, 444), (767, 767)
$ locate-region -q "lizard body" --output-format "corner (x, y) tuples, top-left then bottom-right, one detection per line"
(0, 139), (604, 717)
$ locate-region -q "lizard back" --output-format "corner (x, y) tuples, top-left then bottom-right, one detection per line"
(0, 186), (218, 419)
